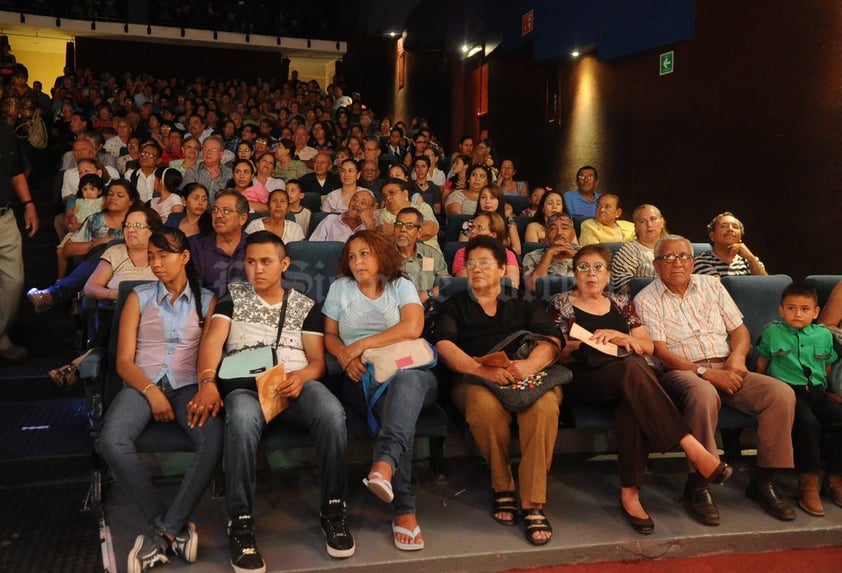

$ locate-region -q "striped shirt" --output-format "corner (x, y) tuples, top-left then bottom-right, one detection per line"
(693, 250), (762, 277)
(633, 274), (743, 362)
(610, 241), (655, 294)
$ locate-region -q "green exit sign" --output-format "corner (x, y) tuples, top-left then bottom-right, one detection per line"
(659, 51), (674, 76)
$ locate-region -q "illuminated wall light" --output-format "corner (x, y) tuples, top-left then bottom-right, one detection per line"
(389, 31), (397, 38)
(466, 46), (482, 58)
(571, 50), (580, 58)
(461, 43), (469, 53)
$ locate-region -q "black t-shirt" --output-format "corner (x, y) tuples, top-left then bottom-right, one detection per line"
(0, 121), (24, 204)
(432, 286), (562, 357)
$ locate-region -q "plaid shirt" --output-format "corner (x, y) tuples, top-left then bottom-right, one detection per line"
(633, 274), (743, 362)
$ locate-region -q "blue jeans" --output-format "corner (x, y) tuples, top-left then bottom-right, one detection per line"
(342, 369), (438, 515)
(100, 380), (223, 537)
(45, 243), (107, 304)
(224, 381), (347, 516)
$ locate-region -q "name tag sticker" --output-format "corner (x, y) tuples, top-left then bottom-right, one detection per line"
(421, 257), (434, 272)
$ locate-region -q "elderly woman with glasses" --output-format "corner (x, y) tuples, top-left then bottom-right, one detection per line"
(610, 204), (668, 295)
(546, 244), (732, 535)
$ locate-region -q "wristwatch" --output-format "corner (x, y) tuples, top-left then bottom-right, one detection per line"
(696, 365), (708, 378)
(426, 289), (435, 301)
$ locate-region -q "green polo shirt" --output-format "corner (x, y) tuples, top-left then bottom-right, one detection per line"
(757, 321), (837, 388)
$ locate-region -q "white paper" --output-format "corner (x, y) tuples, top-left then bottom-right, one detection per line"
(569, 322), (622, 357)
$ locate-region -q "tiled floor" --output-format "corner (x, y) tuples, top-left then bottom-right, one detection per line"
(102, 441), (842, 573)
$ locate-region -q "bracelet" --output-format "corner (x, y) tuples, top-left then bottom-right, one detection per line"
(141, 383), (157, 396)
(21, 200), (34, 207)
(198, 377), (217, 386)
(198, 368), (217, 380)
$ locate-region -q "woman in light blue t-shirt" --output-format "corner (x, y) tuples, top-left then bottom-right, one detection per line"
(323, 230), (437, 552)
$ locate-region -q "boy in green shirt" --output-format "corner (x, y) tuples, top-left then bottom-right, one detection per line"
(756, 282), (842, 517)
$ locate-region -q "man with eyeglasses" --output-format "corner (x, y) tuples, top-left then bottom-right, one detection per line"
(392, 207), (448, 305)
(634, 235), (796, 525)
(563, 165), (601, 220)
(377, 178), (440, 252)
(189, 190), (248, 298)
(125, 140), (162, 203)
(182, 135), (233, 205)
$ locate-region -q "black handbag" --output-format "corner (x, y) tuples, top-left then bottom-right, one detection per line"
(465, 330), (572, 412)
(217, 292), (288, 396)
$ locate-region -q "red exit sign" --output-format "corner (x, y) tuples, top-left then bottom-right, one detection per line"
(522, 9), (534, 36)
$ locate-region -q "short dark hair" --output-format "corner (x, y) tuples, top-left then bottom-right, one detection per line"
(577, 165), (599, 179)
(397, 206), (424, 224)
(780, 281), (818, 305)
(464, 235), (507, 268)
(413, 155), (431, 168)
(382, 177), (409, 194)
(246, 229), (287, 259)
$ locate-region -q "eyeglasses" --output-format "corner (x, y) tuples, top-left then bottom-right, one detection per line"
(575, 262), (607, 273)
(577, 174), (596, 181)
(465, 259), (496, 270)
(123, 222), (151, 230)
(202, 148), (222, 154)
(139, 151), (159, 159)
(654, 253), (693, 263)
(635, 216), (662, 225)
(211, 206), (240, 216)
(394, 221), (420, 230)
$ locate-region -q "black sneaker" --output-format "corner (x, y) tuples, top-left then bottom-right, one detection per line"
(320, 499), (355, 558)
(127, 533), (169, 573)
(228, 515), (266, 573)
(171, 522), (198, 562)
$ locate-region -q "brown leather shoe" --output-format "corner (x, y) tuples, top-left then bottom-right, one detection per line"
(823, 475), (842, 507)
(799, 473), (824, 517)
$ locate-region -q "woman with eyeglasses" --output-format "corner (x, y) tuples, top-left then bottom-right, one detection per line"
(547, 244), (732, 535)
(610, 204), (668, 295)
(49, 205), (163, 385)
(433, 235), (562, 546)
(452, 212), (520, 288)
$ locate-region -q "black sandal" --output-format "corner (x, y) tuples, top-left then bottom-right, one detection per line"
(492, 491), (519, 526)
(523, 508), (552, 546)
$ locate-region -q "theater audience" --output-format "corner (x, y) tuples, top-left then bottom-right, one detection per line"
(189, 190), (248, 298)
(452, 212), (520, 289)
(563, 165), (601, 220)
(244, 189), (305, 243)
(578, 194), (636, 246)
(522, 213), (578, 293)
(610, 204), (668, 295)
(310, 190), (375, 243)
(694, 212), (767, 277)
(524, 189), (565, 243)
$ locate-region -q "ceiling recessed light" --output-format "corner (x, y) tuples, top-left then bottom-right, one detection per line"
(571, 50), (580, 58)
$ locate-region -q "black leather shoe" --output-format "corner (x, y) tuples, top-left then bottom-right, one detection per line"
(683, 482), (720, 526)
(621, 502), (654, 535)
(746, 479), (796, 521)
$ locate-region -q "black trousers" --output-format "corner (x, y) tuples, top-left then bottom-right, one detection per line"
(792, 387), (842, 474)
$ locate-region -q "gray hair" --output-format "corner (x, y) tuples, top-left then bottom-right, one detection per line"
(654, 234), (693, 257)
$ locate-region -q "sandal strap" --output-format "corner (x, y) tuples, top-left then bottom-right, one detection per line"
(523, 509), (552, 531)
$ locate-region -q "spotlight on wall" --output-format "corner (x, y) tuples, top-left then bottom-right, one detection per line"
(124, 23), (129, 33)
(388, 31), (397, 38)
(466, 45), (482, 58)
(461, 43), (469, 53)
(307, 39), (311, 48)
(19, 13), (25, 24)
(147, 24), (152, 35)
(55, 17), (61, 27)
(180, 27), (186, 37)
(571, 50), (580, 58)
